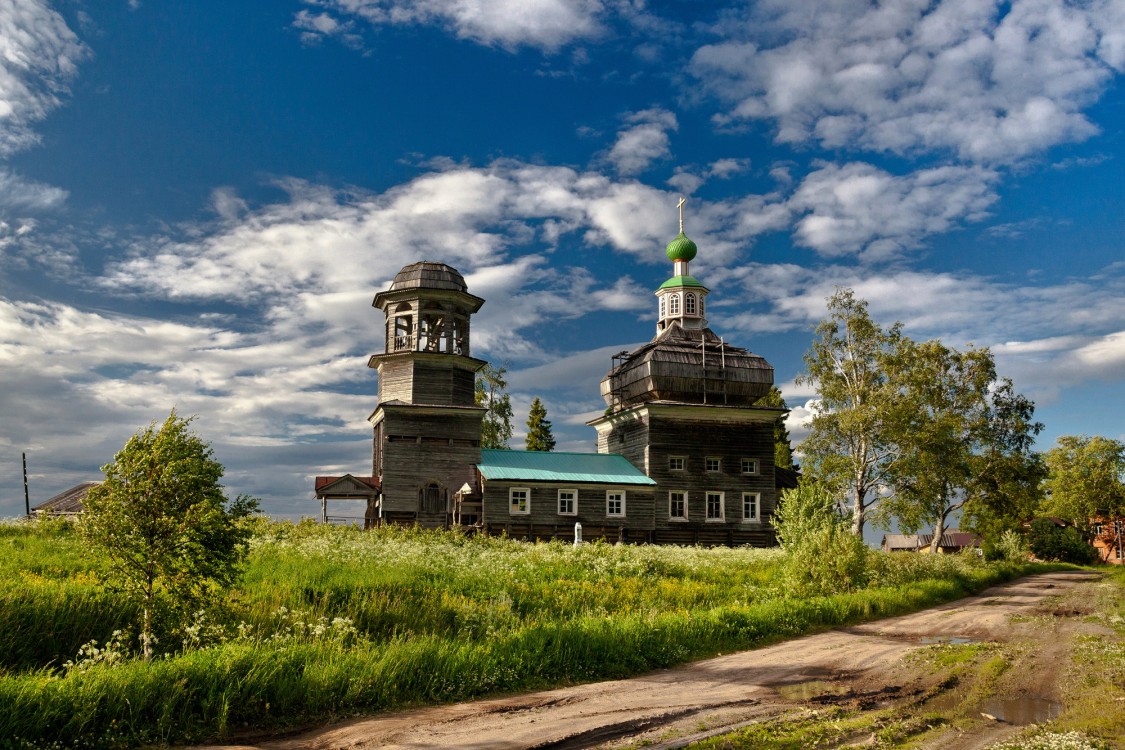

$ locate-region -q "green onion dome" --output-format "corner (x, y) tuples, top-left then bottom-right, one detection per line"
(665, 232), (698, 262)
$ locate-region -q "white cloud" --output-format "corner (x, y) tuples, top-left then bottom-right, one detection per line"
(292, 10), (363, 48)
(0, 167), (67, 212)
(0, 0), (88, 156)
(606, 107), (678, 176)
(300, 0), (609, 52)
(788, 162), (998, 260)
(689, 0), (1123, 163)
(721, 260), (1125, 405)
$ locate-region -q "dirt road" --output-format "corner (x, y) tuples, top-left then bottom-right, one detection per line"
(208, 570), (1107, 750)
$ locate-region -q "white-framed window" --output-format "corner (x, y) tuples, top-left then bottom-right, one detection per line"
(705, 456), (721, 473)
(741, 458), (759, 475)
(606, 490), (625, 517)
(558, 489), (576, 516)
(741, 492), (760, 522)
(659, 296), (666, 319)
(509, 487), (530, 515)
(699, 296), (705, 316)
(669, 491), (687, 521)
(685, 293), (696, 314)
(669, 294), (680, 315)
(668, 456), (685, 471)
(706, 491), (724, 521)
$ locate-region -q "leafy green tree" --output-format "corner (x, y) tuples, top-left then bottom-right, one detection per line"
(475, 363), (513, 449)
(1043, 435), (1125, 560)
(1042, 435), (1125, 531)
(82, 412), (257, 659)
(753, 385), (796, 470)
(1027, 518), (1096, 564)
(961, 379), (1046, 543)
(798, 288), (903, 537)
(525, 397), (556, 452)
(879, 341), (1043, 552)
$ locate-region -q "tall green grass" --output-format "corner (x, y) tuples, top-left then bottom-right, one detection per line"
(0, 519), (1032, 748)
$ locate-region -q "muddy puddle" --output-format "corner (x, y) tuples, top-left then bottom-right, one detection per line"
(923, 691), (1062, 725)
(776, 680), (850, 701)
(980, 697), (1062, 724)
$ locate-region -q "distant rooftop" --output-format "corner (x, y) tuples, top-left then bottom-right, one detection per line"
(32, 481), (100, 515)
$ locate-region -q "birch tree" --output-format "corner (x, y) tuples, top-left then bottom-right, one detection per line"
(798, 289), (902, 537)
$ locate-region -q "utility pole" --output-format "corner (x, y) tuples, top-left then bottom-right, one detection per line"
(23, 452), (30, 518)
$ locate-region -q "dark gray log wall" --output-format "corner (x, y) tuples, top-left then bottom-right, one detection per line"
(376, 408), (483, 528)
(480, 480), (655, 540)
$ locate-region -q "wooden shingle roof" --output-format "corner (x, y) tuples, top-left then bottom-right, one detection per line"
(32, 481), (100, 515)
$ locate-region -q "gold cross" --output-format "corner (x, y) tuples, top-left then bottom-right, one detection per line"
(677, 196), (687, 234)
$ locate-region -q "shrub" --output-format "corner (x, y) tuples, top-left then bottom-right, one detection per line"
(775, 481), (869, 596)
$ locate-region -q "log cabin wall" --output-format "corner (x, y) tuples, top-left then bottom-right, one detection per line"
(480, 479), (656, 542)
(591, 403), (781, 547)
(374, 405), (483, 528)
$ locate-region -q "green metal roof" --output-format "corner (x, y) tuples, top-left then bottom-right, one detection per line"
(657, 275), (708, 290)
(478, 449), (656, 485)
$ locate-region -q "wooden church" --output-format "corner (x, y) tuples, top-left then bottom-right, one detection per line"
(316, 209), (785, 546)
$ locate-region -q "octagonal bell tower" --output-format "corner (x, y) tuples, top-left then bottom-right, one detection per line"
(368, 262), (486, 527)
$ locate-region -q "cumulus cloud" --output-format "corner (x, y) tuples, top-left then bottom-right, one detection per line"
(0, 0), (88, 156)
(719, 260), (1125, 404)
(297, 0), (609, 51)
(690, 0), (1123, 163)
(606, 108), (678, 176)
(788, 162), (999, 260)
(0, 297), (375, 518)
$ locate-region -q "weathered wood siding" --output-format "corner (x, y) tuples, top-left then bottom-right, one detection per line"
(646, 411), (775, 532)
(377, 359), (415, 403)
(480, 480), (655, 540)
(377, 359), (476, 406)
(376, 408), (483, 528)
(596, 409), (648, 467)
(593, 406), (779, 548)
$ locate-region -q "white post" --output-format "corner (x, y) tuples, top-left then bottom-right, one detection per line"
(574, 522), (583, 547)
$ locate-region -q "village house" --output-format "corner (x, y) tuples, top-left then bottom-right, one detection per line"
(316, 212), (785, 546)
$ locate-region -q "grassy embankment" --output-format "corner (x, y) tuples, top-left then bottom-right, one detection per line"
(1, 518), (1037, 748)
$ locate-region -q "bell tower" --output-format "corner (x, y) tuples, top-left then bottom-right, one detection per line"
(368, 262), (486, 527)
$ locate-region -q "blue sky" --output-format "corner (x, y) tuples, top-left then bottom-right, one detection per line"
(1, 0), (1123, 520)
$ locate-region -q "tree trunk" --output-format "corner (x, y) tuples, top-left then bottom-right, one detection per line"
(930, 509), (948, 554)
(851, 488), (865, 537)
(142, 574), (154, 660)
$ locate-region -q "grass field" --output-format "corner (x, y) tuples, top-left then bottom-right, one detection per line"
(0, 518), (1035, 749)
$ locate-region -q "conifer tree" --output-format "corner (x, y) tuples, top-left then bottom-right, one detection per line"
(525, 397), (556, 452)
